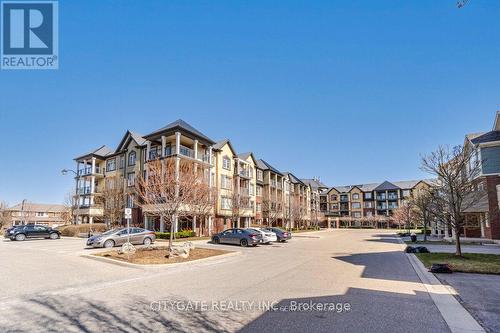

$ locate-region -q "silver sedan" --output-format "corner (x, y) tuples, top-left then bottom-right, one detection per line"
(86, 228), (156, 248)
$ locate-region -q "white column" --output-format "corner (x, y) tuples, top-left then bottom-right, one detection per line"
(160, 216), (165, 232)
(91, 157), (96, 174)
(208, 216), (213, 235)
(143, 214), (148, 230)
(161, 135), (166, 157)
(194, 140), (198, 160)
(90, 176), (95, 193)
(208, 147), (213, 186)
(89, 216), (94, 224)
(175, 132), (181, 155)
(480, 214), (485, 238)
(192, 216), (197, 235)
(146, 142), (151, 161)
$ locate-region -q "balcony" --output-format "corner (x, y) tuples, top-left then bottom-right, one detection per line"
(388, 203), (398, 209)
(78, 166), (102, 176)
(77, 186), (91, 195)
(238, 169), (252, 179)
(377, 204), (388, 210)
(376, 195), (386, 201)
(388, 193), (398, 200)
(179, 145), (194, 158)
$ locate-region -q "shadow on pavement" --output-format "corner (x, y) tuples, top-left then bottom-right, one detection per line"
(238, 288), (448, 333)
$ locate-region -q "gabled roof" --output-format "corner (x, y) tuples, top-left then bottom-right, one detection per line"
(115, 130), (148, 152)
(373, 181), (400, 191)
(238, 152), (258, 165)
(470, 131), (500, 145)
(8, 203), (67, 212)
(283, 172), (304, 185)
(301, 178), (328, 190)
(213, 139), (237, 156)
(74, 145), (114, 161)
(392, 180), (422, 190)
(144, 119), (215, 145)
(257, 159), (283, 175)
(333, 185), (352, 193)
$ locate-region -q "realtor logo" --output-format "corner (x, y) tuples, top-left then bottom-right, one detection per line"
(1, 1), (58, 69)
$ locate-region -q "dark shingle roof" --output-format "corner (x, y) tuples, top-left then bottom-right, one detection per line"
(471, 131), (500, 145)
(74, 145), (113, 160)
(301, 178), (328, 190)
(284, 172), (304, 185)
(145, 119), (215, 145)
(257, 159), (282, 175)
(373, 181), (400, 191)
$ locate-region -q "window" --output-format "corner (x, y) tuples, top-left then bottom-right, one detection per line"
(222, 156), (231, 170)
(257, 169), (263, 181)
(256, 203), (262, 212)
(36, 212), (48, 217)
(106, 158), (116, 172)
(249, 183), (254, 196)
(364, 201), (373, 208)
(364, 192), (372, 199)
(402, 190), (411, 197)
(127, 172), (135, 187)
(353, 212), (361, 218)
(352, 193), (360, 200)
(128, 151), (136, 166)
(221, 197), (231, 210)
(256, 185), (262, 196)
(351, 202), (361, 209)
(330, 195), (338, 201)
(119, 155), (125, 169)
(221, 175), (232, 190)
(365, 211), (373, 217)
(127, 194), (134, 208)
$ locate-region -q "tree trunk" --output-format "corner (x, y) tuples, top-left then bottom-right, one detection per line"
(423, 215), (428, 242)
(454, 225), (462, 256)
(167, 215), (175, 258)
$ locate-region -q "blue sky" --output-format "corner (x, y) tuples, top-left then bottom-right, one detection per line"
(0, 0), (499, 205)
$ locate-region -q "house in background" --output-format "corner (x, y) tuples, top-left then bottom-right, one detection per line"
(5, 203), (69, 228)
(462, 111), (500, 240)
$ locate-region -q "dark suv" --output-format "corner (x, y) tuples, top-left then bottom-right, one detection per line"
(4, 225), (61, 241)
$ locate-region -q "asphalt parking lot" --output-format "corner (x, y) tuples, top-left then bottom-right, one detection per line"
(0, 230), (451, 333)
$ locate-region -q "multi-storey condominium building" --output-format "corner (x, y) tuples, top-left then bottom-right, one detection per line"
(460, 111), (500, 240)
(71, 118), (442, 236)
(321, 180), (431, 228)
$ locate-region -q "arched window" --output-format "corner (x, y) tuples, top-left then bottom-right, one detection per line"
(128, 151), (136, 166)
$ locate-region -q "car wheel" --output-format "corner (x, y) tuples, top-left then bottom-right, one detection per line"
(213, 237), (220, 244)
(103, 240), (115, 248)
(49, 233), (60, 240)
(240, 239), (248, 247)
(15, 234), (26, 241)
(143, 237), (152, 246)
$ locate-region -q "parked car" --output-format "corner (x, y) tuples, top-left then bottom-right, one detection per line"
(211, 228), (263, 247)
(247, 228), (277, 244)
(263, 227), (291, 242)
(86, 227), (156, 248)
(4, 225), (61, 241)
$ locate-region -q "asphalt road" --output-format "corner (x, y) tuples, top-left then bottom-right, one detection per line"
(0, 230), (450, 333)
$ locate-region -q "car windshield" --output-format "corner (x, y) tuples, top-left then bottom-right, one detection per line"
(101, 229), (120, 235)
(273, 227), (285, 232)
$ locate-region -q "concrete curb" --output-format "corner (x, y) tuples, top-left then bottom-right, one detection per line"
(81, 248), (242, 270)
(406, 253), (485, 333)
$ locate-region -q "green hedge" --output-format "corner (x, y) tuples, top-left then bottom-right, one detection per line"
(155, 230), (196, 239)
(57, 223), (108, 237)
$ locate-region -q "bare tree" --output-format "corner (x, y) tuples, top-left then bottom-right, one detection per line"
(61, 193), (74, 225)
(0, 201), (10, 230)
(191, 169), (217, 235)
(230, 191), (243, 229)
(136, 158), (207, 258)
(393, 202), (416, 232)
(421, 145), (483, 256)
(262, 198), (280, 227)
(101, 175), (127, 228)
(409, 188), (435, 242)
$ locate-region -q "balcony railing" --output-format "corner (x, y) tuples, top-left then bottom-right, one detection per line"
(388, 204), (398, 209)
(377, 205), (388, 210)
(77, 186), (91, 195)
(376, 195), (386, 201)
(239, 169), (251, 178)
(388, 194), (398, 200)
(179, 145), (194, 158)
(78, 166), (102, 176)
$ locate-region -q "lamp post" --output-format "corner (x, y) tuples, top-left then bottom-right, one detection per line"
(61, 169), (80, 224)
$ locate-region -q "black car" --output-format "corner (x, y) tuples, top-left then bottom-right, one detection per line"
(4, 225), (61, 241)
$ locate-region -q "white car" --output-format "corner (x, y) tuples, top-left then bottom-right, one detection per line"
(247, 228), (277, 244)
